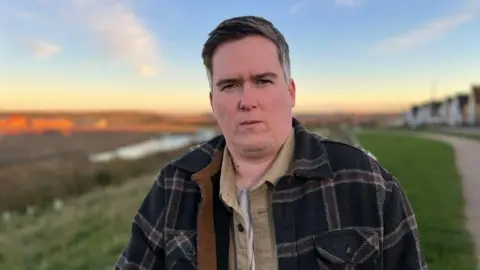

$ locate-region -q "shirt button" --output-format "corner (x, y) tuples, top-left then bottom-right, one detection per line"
(237, 223), (245, 232)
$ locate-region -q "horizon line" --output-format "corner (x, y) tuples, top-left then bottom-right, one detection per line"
(0, 108), (402, 116)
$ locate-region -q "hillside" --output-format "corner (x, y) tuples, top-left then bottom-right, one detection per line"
(0, 174), (154, 270)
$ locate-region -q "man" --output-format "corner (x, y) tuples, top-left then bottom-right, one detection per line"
(115, 16), (427, 270)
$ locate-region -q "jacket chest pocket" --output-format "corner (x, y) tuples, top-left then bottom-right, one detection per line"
(313, 228), (380, 270)
(164, 230), (198, 270)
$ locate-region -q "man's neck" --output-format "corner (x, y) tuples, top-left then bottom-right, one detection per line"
(231, 152), (277, 189)
(227, 127), (293, 189)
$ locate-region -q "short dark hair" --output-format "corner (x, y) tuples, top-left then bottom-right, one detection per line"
(201, 16), (291, 88)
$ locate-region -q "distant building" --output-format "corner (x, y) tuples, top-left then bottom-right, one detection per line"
(439, 97), (453, 124)
(402, 84), (480, 128)
(404, 101), (444, 127)
(467, 85), (480, 126)
(416, 103), (430, 126)
(447, 94), (469, 126)
(418, 101), (443, 125)
(430, 101), (443, 124)
(404, 105), (420, 128)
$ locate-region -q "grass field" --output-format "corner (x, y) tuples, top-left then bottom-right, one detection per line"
(0, 175), (154, 270)
(0, 131), (196, 212)
(356, 131), (476, 270)
(386, 126), (480, 142)
(0, 132), (162, 164)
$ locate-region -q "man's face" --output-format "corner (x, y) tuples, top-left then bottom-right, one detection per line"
(209, 35), (296, 156)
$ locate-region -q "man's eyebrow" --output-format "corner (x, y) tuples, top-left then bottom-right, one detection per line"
(215, 77), (242, 87)
(250, 72), (278, 80)
(215, 72), (278, 87)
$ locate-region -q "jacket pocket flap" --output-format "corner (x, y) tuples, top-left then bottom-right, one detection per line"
(313, 228), (379, 264)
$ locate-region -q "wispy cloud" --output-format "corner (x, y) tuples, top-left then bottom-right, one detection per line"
(371, 1), (480, 54)
(30, 40), (61, 58)
(69, 0), (163, 76)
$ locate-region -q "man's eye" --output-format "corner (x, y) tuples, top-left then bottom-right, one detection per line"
(256, 79), (272, 85)
(221, 83), (239, 91)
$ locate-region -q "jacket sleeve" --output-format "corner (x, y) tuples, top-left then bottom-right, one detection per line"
(382, 175), (428, 270)
(113, 169), (168, 270)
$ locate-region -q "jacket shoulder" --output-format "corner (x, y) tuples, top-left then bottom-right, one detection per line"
(320, 139), (391, 181)
(169, 134), (225, 174)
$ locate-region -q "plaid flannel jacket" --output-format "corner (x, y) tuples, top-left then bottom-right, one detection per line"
(114, 118), (428, 270)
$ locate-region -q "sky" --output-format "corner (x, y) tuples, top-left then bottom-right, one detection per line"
(1, 0), (479, 114)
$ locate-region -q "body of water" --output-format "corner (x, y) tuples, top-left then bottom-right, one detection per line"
(89, 129), (218, 163)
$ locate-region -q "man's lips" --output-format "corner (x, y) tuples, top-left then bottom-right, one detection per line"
(240, 120), (262, 125)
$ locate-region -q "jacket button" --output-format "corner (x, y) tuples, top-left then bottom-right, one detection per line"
(237, 223), (245, 232)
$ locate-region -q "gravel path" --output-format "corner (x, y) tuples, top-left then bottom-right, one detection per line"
(416, 133), (480, 267)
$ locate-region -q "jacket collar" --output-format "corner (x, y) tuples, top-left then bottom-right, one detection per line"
(172, 117), (333, 180)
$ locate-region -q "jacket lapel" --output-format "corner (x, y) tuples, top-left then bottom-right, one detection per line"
(192, 152), (223, 270)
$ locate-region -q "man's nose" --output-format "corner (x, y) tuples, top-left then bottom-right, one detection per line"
(238, 83), (258, 111)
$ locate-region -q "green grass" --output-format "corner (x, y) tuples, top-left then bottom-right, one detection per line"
(419, 126), (480, 141)
(0, 175), (155, 270)
(385, 126), (480, 141)
(357, 131), (476, 270)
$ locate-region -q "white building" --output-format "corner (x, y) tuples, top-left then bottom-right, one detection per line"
(447, 94), (469, 126)
(466, 85), (480, 126)
(403, 106), (420, 128)
(439, 98), (452, 124)
(416, 101), (443, 126)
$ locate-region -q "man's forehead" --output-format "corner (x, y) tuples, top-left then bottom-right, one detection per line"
(210, 37), (279, 66)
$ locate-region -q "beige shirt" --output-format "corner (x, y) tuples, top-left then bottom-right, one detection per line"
(219, 129), (295, 270)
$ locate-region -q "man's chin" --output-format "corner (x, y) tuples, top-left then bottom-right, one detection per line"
(234, 139), (270, 153)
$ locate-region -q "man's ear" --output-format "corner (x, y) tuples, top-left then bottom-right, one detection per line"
(288, 78), (296, 108)
(209, 91), (214, 112)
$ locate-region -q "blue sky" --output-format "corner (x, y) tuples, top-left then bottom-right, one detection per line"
(1, 0), (479, 113)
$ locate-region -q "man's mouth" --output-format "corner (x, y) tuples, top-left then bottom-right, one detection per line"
(240, 120), (262, 126)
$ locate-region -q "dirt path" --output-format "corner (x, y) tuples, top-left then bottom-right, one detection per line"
(416, 133), (480, 266)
